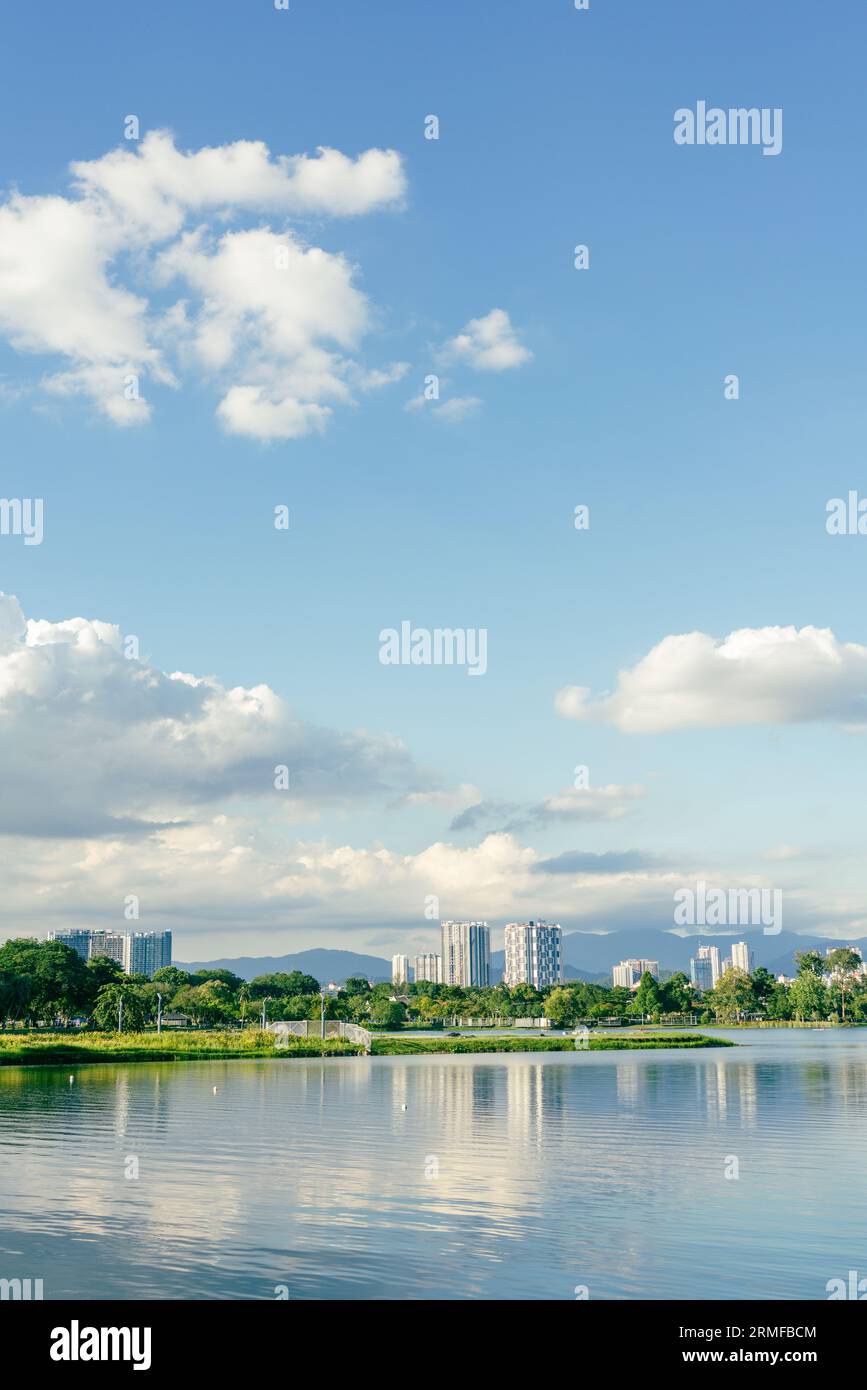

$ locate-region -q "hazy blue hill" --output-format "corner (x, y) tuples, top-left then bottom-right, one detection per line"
(180, 930), (867, 987)
(178, 947), (391, 984)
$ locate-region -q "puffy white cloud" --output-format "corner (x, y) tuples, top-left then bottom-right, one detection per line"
(72, 132), (406, 237)
(0, 193), (172, 423)
(156, 225), (375, 440)
(0, 592), (424, 838)
(556, 626), (867, 733)
(0, 132), (407, 433)
(216, 388), (331, 442)
(442, 308), (531, 372)
(267, 833), (686, 930)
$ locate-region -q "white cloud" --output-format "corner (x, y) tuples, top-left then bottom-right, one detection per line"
(155, 225), (375, 441)
(442, 308), (531, 372)
(531, 784), (647, 823)
(556, 626), (867, 733)
(0, 132), (407, 434)
(0, 592), (425, 838)
(72, 131), (406, 237)
(432, 395), (482, 423)
(404, 390), (482, 423)
(397, 783), (482, 811)
(0, 193), (173, 423)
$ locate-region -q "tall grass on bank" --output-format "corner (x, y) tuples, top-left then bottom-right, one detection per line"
(0, 1029), (363, 1066)
(0, 1029), (734, 1067)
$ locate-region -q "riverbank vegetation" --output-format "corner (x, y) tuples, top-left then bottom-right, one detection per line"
(0, 1028), (732, 1066)
(0, 1029), (363, 1065)
(371, 1033), (732, 1056)
(0, 937), (860, 1035)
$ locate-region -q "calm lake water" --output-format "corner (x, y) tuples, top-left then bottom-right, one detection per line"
(2, 1028), (866, 1300)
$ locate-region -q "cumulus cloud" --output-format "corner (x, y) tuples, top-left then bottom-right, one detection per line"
(0, 592), (425, 838)
(441, 308), (531, 372)
(0, 131), (407, 434)
(72, 132), (406, 234)
(0, 826), (688, 948)
(556, 626), (867, 733)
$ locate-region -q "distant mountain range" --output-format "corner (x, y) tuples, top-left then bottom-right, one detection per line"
(180, 929), (864, 985)
(178, 948), (394, 984)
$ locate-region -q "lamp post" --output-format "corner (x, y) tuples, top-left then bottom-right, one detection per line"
(118, 996), (124, 1033)
(156, 992), (163, 1035)
(261, 996), (270, 1029)
(320, 990), (326, 1047)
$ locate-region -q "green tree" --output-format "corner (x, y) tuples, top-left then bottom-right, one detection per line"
(706, 969), (756, 1024)
(632, 972), (663, 1020)
(794, 950), (825, 978)
(764, 981), (792, 1020)
(660, 972), (695, 1014)
(750, 966), (776, 1008)
(92, 982), (150, 1032)
(0, 970), (31, 1024)
(543, 987), (580, 1028)
(190, 968), (244, 992)
(171, 981), (236, 1027)
(85, 954), (126, 999)
(369, 999), (406, 1028)
(152, 966), (193, 993)
(0, 939), (90, 1023)
(824, 948), (862, 1020)
(788, 970), (829, 1022)
(247, 971), (319, 1000)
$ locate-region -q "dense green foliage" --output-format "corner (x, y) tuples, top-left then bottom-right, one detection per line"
(0, 937), (862, 1034)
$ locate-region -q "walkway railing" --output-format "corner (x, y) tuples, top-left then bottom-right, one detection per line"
(266, 1020), (373, 1054)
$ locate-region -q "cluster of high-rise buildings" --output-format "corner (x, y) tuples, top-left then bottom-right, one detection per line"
(612, 958), (660, 990)
(688, 941), (752, 991)
(47, 929), (172, 980)
(392, 920), (563, 990)
(610, 943), (756, 994)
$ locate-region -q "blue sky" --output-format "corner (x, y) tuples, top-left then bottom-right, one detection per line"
(0, 0), (865, 958)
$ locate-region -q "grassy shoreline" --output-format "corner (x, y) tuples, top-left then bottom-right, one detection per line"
(0, 1028), (734, 1067)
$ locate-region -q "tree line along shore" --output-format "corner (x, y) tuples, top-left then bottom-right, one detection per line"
(0, 936), (859, 1051)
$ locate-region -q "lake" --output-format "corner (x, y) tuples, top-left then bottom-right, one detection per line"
(1, 1028), (865, 1300)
